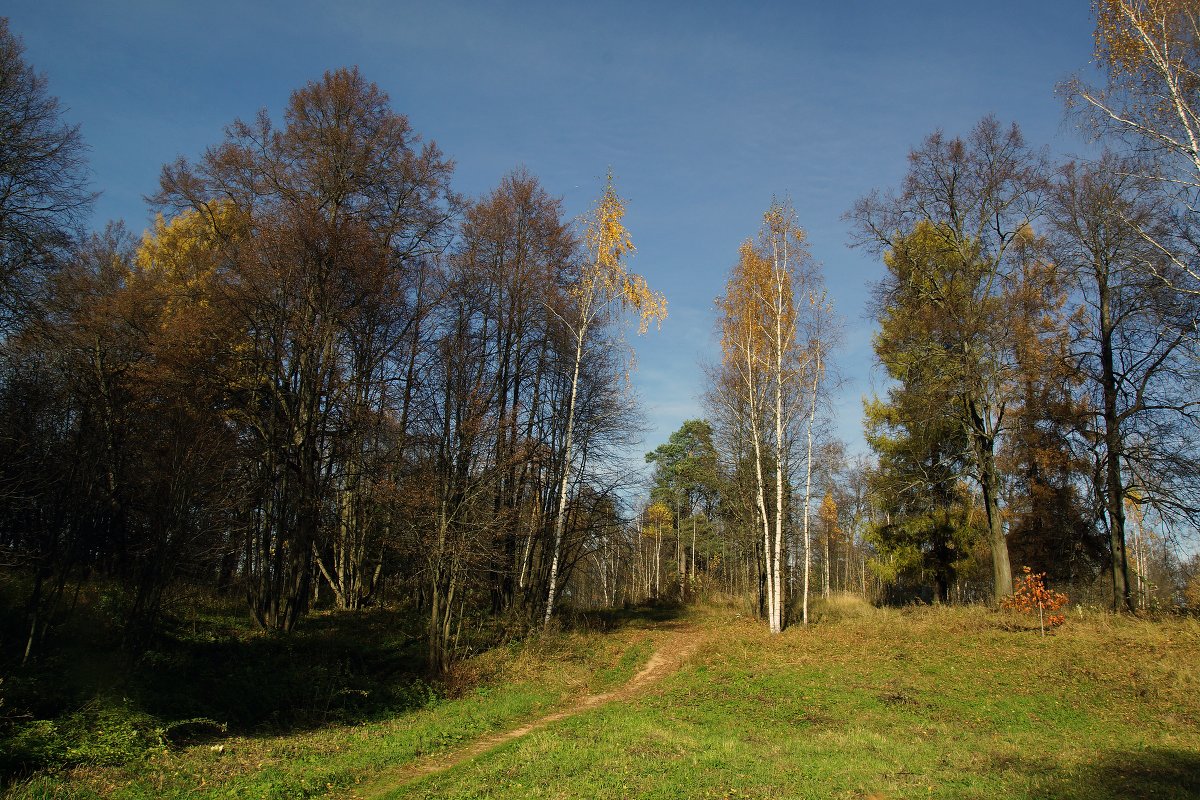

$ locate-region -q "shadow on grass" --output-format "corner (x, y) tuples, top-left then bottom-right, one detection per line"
(0, 605), (435, 781)
(131, 607), (431, 735)
(560, 600), (691, 632)
(1, 596), (696, 783)
(136, 601), (692, 737)
(1028, 747), (1200, 800)
(7, 600), (688, 742)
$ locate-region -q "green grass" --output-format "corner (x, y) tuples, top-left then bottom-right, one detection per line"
(7, 601), (1200, 799)
(391, 603), (1200, 800)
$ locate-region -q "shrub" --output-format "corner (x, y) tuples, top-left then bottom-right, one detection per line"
(804, 592), (877, 623)
(1001, 567), (1068, 636)
(1184, 572), (1200, 613)
(2, 701), (165, 775)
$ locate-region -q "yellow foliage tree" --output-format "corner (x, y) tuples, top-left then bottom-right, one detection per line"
(544, 172), (667, 625)
(1070, 0), (1200, 292)
(819, 491), (840, 597)
(715, 199), (826, 633)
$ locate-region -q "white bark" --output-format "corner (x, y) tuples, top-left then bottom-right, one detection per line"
(744, 335), (775, 631)
(773, 333), (785, 634)
(801, 349), (821, 626)
(1077, 1), (1200, 293)
(543, 325), (585, 626)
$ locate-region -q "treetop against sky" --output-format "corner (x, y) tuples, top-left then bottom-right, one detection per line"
(5, 0), (1097, 462)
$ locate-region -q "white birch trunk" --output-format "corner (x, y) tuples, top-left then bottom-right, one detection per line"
(773, 338), (786, 635)
(745, 336), (775, 631)
(769, 228), (790, 634)
(802, 349), (820, 625)
(544, 326), (585, 626)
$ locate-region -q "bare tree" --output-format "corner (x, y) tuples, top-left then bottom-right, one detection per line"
(1048, 155), (1200, 610)
(0, 17), (94, 332)
(155, 68), (457, 631)
(453, 169), (575, 614)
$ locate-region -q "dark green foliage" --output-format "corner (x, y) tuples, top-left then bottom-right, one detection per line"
(644, 419), (721, 516)
(863, 392), (981, 603)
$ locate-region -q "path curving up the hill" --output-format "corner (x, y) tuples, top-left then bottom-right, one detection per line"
(358, 623), (706, 798)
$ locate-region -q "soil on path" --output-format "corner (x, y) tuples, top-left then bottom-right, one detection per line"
(357, 622), (706, 799)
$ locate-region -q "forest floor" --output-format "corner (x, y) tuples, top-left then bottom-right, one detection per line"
(5, 596), (1200, 799)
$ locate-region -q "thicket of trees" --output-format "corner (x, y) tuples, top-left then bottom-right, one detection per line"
(0, 23), (672, 671)
(732, 115), (1198, 619)
(835, 108), (1199, 614)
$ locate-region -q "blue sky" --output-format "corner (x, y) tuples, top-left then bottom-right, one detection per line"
(6, 1), (1099, 471)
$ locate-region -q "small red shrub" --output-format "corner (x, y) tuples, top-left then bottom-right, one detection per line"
(1001, 566), (1068, 636)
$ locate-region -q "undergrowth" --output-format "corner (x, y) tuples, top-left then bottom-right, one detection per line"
(0, 591), (675, 797)
(0, 583), (433, 784)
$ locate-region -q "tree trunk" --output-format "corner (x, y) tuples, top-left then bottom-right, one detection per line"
(966, 397), (1013, 601)
(802, 350), (820, 624)
(1098, 273), (1134, 612)
(544, 327), (584, 626)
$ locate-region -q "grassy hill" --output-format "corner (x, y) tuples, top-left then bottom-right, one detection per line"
(5, 597), (1200, 799)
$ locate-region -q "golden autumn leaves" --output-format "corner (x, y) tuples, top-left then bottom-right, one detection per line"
(533, 171), (668, 626)
(1093, 0), (1198, 77)
(716, 201), (830, 435)
(136, 174), (668, 350)
(713, 200), (832, 632)
(576, 172), (667, 336)
(718, 202), (826, 386)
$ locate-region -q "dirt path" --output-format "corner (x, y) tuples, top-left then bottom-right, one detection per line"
(357, 624), (705, 798)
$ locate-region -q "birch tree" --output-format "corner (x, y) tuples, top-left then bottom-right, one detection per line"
(797, 282), (834, 625)
(716, 241), (775, 624)
(715, 201), (821, 632)
(1066, 0), (1200, 294)
(542, 173), (666, 625)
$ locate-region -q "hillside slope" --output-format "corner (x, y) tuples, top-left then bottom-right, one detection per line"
(7, 601), (1200, 800)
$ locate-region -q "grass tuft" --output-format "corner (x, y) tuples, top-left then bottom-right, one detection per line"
(805, 591), (880, 623)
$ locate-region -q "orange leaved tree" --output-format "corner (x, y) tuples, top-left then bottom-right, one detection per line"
(1002, 566), (1068, 636)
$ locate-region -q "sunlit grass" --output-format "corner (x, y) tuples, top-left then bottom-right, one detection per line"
(394, 604), (1200, 800)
